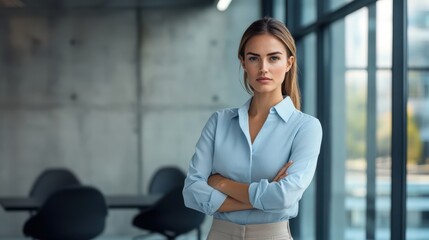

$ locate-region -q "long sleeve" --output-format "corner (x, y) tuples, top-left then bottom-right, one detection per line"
(183, 112), (227, 215)
(183, 97), (322, 225)
(248, 117), (322, 212)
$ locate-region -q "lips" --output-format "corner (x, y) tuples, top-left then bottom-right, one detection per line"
(256, 77), (272, 83)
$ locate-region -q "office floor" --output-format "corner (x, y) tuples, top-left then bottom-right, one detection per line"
(100, 236), (204, 240)
(0, 230), (206, 240)
(0, 216), (211, 240)
(95, 233), (206, 240)
(0, 235), (205, 240)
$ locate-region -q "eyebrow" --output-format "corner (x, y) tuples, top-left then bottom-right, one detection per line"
(246, 51), (283, 56)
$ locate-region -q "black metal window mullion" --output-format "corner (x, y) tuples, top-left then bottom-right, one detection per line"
(294, 0), (378, 41)
(315, 1), (332, 240)
(391, 0), (408, 239)
(261, 0), (273, 17)
(286, 0), (298, 35)
(366, 3), (377, 240)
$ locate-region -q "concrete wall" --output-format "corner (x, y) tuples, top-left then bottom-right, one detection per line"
(0, 0), (259, 238)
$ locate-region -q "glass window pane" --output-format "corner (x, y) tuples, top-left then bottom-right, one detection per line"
(329, 8), (369, 237)
(300, 33), (317, 116)
(295, 32), (317, 240)
(407, 70), (429, 238)
(376, 1), (393, 238)
(327, 0), (354, 13)
(346, 7), (368, 68)
(376, 70), (392, 240)
(407, 70), (429, 239)
(300, 0), (317, 26)
(344, 70), (368, 240)
(377, 0), (392, 68)
(273, 0), (285, 23)
(407, 1), (429, 239)
(329, 18), (348, 240)
(408, 1), (429, 68)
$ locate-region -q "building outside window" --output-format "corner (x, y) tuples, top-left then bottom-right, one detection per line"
(292, 0), (429, 239)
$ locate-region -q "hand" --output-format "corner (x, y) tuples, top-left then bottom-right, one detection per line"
(208, 173), (227, 189)
(272, 161), (293, 182)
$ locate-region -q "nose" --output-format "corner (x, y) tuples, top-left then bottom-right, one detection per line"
(259, 60), (268, 74)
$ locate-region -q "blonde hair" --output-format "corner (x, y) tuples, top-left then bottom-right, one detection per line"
(238, 17), (301, 110)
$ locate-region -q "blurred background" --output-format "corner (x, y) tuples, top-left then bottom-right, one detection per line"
(0, 0), (428, 239)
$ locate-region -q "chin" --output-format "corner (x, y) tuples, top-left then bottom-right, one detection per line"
(253, 89), (280, 95)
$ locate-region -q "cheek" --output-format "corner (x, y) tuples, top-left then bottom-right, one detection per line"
(273, 65), (288, 77)
(245, 66), (259, 76)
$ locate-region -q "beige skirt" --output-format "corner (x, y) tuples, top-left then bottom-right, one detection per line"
(207, 219), (293, 240)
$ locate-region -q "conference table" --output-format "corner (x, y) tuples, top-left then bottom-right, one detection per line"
(0, 194), (162, 211)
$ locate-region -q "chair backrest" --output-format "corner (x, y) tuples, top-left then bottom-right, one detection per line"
(25, 186), (108, 240)
(148, 166), (186, 195)
(149, 187), (205, 235)
(29, 168), (81, 203)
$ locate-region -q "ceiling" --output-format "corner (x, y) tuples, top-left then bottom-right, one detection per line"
(0, 0), (216, 8)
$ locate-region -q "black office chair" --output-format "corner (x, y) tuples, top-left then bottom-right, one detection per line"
(148, 166), (186, 195)
(29, 168), (81, 204)
(132, 187), (205, 240)
(23, 185), (108, 240)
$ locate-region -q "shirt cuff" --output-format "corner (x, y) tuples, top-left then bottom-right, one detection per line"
(202, 189), (227, 215)
(248, 180), (269, 210)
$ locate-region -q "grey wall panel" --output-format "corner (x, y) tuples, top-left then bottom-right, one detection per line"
(0, 0), (259, 237)
(0, 9), (136, 106)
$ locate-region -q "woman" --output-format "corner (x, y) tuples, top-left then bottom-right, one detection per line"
(183, 17), (322, 240)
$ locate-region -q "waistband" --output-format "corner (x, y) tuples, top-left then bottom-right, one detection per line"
(210, 219), (292, 239)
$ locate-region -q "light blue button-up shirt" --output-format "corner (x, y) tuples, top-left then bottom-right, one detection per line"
(183, 96), (322, 225)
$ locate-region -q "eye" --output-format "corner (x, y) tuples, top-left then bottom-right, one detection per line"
(248, 56), (259, 62)
(269, 56), (280, 61)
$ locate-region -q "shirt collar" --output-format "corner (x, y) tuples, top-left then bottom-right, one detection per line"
(233, 96), (296, 123)
(272, 96), (295, 123)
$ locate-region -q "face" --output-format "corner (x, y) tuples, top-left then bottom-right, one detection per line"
(241, 34), (294, 96)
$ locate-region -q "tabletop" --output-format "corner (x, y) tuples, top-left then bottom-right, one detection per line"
(0, 194), (162, 211)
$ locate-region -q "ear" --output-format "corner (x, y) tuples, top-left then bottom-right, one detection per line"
(286, 56), (295, 72)
(240, 56), (247, 71)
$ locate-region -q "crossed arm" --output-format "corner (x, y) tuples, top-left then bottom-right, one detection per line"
(207, 161), (293, 212)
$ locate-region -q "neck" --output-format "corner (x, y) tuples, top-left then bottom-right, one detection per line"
(248, 93), (283, 117)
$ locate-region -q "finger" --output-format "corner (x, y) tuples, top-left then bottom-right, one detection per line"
(281, 160), (293, 171)
(284, 160), (293, 168)
(277, 168), (291, 180)
(273, 163), (290, 181)
(274, 172), (288, 182)
(278, 167), (287, 175)
(280, 161), (293, 173)
(273, 170), (284, 181)
(277, 164), (289, 175)
(273, 171), (283, 182)
(274, 170), (288, 181)
(273, 161), (293, 182)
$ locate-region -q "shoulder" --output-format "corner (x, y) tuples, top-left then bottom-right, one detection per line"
(203, 108), (238, 128)
(293, 111), (322, 133)
(211, 107), (239, 120)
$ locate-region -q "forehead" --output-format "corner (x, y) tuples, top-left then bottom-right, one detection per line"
(244, 34), (287, 54)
